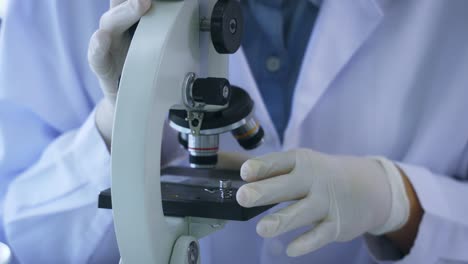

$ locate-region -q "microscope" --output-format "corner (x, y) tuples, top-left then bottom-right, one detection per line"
(98, 0), (273, 263)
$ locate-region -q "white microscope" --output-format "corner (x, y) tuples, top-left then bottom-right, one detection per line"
(98, 0), (272, 263)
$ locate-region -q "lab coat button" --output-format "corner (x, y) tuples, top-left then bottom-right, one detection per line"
(266, 56), (281, 72)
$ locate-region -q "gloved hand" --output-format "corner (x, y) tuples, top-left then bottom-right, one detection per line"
(0, 242), (11, 264)
(217, 152), (251, 170)
(88, 0), (152, 148)
(237, 149), (410, 257)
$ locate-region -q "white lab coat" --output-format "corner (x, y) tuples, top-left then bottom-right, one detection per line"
(1, 0), (468, 263)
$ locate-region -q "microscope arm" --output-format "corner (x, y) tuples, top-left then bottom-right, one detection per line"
(111, 1), (226, 263)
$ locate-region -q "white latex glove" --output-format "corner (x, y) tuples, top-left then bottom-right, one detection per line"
(216, 152), (251, 170)
(0, 242), (11, 264)
(237, 149), (410, 257)
(88, 0), (152, 147)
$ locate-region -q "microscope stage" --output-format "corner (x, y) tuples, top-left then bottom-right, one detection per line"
(98, 167), (274, 221)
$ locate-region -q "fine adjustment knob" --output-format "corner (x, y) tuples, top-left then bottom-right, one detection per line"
(192, 78), (231, 106)
(210, 0), (244, 54)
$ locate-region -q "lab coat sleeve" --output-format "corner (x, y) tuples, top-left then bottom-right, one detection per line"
(365, 156), (468, 263)
(3, 109), (119, 264)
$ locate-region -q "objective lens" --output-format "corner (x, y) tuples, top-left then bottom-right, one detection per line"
(188, 134), (219, 168)
(232, 117), (264, 150)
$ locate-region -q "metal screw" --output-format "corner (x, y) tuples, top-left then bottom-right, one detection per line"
(200, 17), (211, 32)
(219, 179), (232, 189)
(222, 85), (230, 99)
(219, 179), (233, 199)
(187, 241), (199, 264)
(191, 119), (199, 127)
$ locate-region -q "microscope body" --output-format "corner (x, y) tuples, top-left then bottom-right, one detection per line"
(107, 1), (267, 263)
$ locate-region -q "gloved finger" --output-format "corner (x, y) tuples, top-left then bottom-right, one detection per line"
(100, 0), (151, 36)
(88, 29), (118, 87)
(88, 30), (120, 97)
(111, 0), (127, 8)
(256, 197), (328, 238)
(286, 221), (337, 257)
(236, 172), (307, 207)
(88, 30), (113, 77)
(216, 152), (251, 170)
(240, 150), (296, 182)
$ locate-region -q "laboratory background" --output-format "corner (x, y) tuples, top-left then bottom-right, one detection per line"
(1, 1), (468, 264)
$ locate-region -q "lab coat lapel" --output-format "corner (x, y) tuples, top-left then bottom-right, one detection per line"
(285, 0), (391, 147)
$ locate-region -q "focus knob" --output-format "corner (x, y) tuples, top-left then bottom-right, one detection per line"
(210, 0), (244, 54)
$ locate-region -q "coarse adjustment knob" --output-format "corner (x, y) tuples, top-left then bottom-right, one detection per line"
(210, 0), (244, 54)
(192, 77), (231, 106)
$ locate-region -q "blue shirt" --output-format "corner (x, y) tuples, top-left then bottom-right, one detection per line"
(241, 0), (319, 140)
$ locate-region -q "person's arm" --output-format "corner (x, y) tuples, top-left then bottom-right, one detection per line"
(1, 105), (120, 264)
(0, 0), (120, 262)
(385, 168), (424, 254)
(0, 0), (181, 263)
(364, 153), (468, 263)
